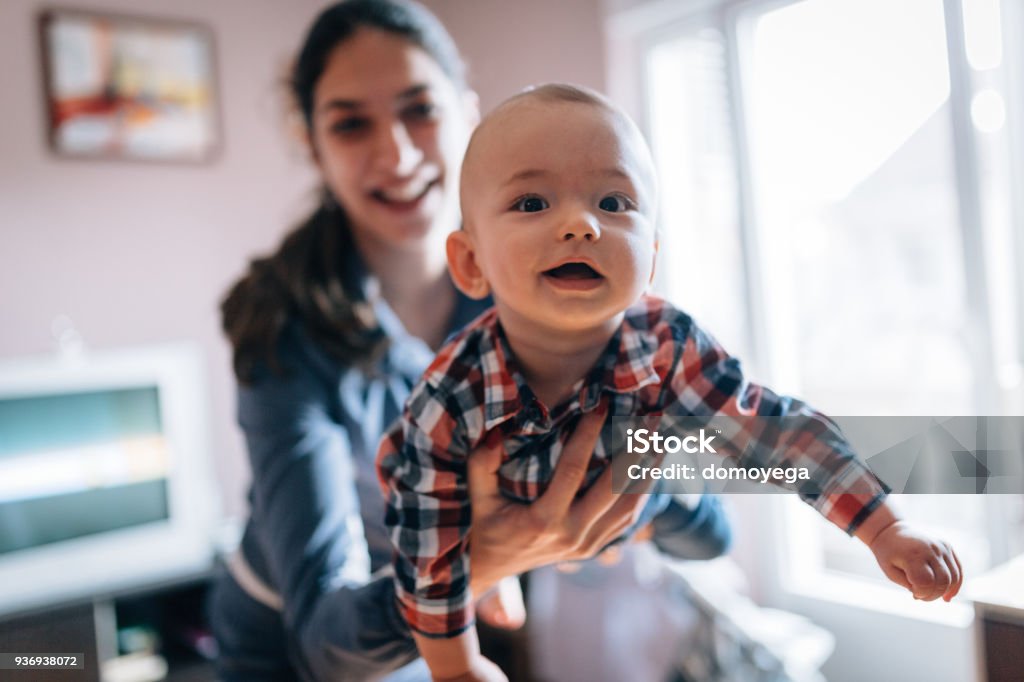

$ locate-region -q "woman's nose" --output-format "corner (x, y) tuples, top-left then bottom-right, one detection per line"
(373, 121), (422, 175)
(558, 211), (601, 242)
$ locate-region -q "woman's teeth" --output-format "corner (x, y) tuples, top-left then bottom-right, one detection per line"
(379, 181), (432, 203)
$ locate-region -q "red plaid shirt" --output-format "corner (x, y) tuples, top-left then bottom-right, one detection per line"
(377, 295), (887, 638)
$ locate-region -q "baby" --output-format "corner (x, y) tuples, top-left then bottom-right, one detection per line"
(377, 84), (962, 682)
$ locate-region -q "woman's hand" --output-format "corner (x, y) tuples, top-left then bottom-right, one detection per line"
(554, 522), (655, 573)
(467, 404), (653, 596)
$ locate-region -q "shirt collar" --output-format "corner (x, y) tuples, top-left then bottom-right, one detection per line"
(480, 303), (662, 431)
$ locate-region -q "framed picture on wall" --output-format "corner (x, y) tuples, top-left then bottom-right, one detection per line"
(38, 9), (220, 163)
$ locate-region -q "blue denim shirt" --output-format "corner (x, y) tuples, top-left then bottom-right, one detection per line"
(210, 274), (731, 682)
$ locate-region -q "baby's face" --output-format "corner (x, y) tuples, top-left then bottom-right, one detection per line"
(456, 99), (658, 336)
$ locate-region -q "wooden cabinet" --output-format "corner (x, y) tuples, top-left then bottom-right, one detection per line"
(0, 576), (215, 682)
(971, 556), (1024, 682)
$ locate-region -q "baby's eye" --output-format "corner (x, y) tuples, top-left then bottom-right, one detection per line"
(512, 196), (549, 213)
(598, 194), (633, 213)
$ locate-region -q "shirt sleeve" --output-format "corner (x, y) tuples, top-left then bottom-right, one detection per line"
(235, 332), (418, 680)
(377, 380), (475, 639)
(667, 322), (889, 535)
(649, 494), (733, 560)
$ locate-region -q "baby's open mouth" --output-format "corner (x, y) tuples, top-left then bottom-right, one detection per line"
(542, 262), (603, 280)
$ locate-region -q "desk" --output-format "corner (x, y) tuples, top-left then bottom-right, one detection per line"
(970, 555), (1024, 682)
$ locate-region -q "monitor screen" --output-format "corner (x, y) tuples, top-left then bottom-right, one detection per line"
(0, 387), (171, 555)
(0, 345), (220, 617)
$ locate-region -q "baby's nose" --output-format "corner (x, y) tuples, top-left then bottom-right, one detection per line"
(559, 212), (601, 241)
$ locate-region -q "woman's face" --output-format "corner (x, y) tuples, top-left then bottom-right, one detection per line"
(310, 29), (476, 253)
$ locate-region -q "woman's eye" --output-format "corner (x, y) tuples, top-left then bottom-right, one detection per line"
(330, 118), (368, 135)
(404, 102), (437, 121)
(513, 196), (549, 212)
(598, 194), (632, 212)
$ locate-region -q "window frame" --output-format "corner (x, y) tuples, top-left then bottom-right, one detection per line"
(606, 0), (1024, 620)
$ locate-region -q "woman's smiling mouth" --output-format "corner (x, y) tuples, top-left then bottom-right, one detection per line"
(370, 178), (439, 210)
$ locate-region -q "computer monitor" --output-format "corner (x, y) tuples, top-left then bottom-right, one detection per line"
(0, 344), (220, 617)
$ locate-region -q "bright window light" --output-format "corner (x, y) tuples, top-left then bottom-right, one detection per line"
(641, 0), (1024, 591)
(748, 0), (972, 415)
(971, 89), (1006, 132)
(646, 28), (750, 363)
(962, 0), (1003, 71)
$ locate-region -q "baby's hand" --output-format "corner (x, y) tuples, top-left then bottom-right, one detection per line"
(475, 576), (526, 630)
(868, 521), (963, 601)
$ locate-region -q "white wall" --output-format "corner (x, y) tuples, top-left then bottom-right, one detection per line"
(0, 0), (325, 519)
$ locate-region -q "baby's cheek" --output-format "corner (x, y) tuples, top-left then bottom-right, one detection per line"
(621, 238), (657, 289)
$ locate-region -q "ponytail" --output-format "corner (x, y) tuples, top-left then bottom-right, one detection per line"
(221, 196), (386, 383)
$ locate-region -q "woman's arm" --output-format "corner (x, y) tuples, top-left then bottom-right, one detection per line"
(236, 333), (418, 680)
(649, 494), (732, 560)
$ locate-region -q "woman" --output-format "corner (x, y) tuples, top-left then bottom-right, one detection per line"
(210, 2), (730, 680)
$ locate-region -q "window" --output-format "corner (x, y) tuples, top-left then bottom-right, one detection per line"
(629, 0), (1024, 591)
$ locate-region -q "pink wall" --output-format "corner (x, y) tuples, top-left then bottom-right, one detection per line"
(0, 0), (607, 521)
(420, 0), (607, 113)
(0, 0), (324, 518)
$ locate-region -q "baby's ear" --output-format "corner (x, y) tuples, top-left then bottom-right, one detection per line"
(447, 230), (491, 299)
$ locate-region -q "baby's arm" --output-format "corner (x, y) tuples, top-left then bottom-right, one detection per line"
(853, 500), (962, 601)
(412, 631), (507, 682)
(377, 382), (498, 679)
(668, 319), (962, 599)
(667, 322), (890, 531)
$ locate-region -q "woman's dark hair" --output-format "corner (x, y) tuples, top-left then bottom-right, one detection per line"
(221, 0), (466, 382)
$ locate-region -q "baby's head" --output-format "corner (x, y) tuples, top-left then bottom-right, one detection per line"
(447, 84), (659, 336)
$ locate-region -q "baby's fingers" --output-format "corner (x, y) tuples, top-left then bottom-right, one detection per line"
(942, 545), (963, 602)
(920, 558), (952, 601)
(904, 559), (937, 600)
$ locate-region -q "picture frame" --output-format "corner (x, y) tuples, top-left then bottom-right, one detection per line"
(38, 8), (221, 163)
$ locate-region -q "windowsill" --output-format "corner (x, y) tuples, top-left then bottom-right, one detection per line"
(965, 554), (1024, 618)
(781, 569), (974, 628)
